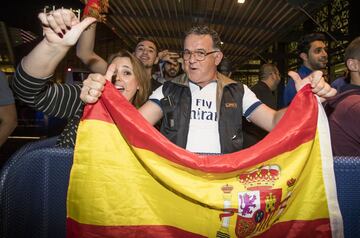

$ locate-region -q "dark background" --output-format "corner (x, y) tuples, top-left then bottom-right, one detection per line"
(1, 0), (83, 35)
(0, 1), (84, 167)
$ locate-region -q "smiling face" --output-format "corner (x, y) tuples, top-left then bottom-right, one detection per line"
(302, 40), (328, 70)
(183, 34), (223, 88)
(111, 57), (139, 103)
(134, 40), (158, 68)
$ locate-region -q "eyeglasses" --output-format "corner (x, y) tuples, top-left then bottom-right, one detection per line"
(182, 50), (219, 61)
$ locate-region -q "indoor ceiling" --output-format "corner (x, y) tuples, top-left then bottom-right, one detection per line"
(104, 0), (327, 69)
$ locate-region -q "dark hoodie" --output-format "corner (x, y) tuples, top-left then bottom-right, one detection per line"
(323, 85), (360, 156)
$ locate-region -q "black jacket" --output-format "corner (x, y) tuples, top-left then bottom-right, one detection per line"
(160, 73), (244, 154)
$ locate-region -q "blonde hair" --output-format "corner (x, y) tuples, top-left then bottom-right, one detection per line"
(108, 50), (150, 108)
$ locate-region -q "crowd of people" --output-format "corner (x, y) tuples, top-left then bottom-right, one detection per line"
(0, 7), (359, 157)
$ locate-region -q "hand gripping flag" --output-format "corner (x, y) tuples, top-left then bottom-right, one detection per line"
(67, 82), (343, 238)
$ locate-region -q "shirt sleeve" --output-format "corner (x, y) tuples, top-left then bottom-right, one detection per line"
(243, 84), (262, 118)
(11, 62), (84, 119)
(148, 84), (164, 107)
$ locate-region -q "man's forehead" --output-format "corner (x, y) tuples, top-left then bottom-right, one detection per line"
(310, 40), (326, 49)
(165, 61), (179, 67)
(184, 34), (213, 49)
(136, 40), (157, 49)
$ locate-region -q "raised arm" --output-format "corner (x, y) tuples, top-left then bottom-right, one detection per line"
(23, 9), (96, 78)
(76, 22), (108, 74)
(12, 9), (96, 119)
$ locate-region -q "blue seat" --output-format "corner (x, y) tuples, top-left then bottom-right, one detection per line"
(0, 137), (73, 238)
(334, 156), (360, 238)
(5, 136), (59, 159)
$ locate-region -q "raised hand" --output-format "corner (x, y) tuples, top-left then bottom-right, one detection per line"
(289, 70), (337, 101)
(80, 63), (117, 104)
(158, 50), (180, 65)
(38, 8), (96, 46)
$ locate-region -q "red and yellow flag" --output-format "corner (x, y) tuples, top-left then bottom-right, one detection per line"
(67, 82), (343, 237)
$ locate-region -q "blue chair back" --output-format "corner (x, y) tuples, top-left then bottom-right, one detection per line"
(0, 137), (73, 238)
(334, 156), (360, 238)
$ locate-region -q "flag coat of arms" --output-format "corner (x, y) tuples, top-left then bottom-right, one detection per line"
(66, 82), (343, 237)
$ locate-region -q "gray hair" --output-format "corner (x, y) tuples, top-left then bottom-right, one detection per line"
(185, 26), (222, 50)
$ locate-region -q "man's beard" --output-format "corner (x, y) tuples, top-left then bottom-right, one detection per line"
(166, 69), (178, 77)
(310, 58), (327, 70)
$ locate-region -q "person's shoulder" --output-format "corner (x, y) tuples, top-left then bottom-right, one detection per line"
(339, 84), (360, 93)
(251, 81), (263, 90)
(149, 83), (164, 100)
(217, 73), (243, 94)
(324, 86), (360, 111)
(166, 73), (188, 86)
(297, 65), (313, 78)
(217, 72), (239, 84)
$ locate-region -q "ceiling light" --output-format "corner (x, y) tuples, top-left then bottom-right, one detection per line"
(238, 0), (245, 3)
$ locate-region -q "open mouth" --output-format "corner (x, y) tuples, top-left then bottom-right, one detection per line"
(320, 58), (328, 64)
(115, 85), (125, 92)
(189, 65), (198, 70)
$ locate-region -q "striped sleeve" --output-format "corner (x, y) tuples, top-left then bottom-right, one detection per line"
(12, 63), (84, 119)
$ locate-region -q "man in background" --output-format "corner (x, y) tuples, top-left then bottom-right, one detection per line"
(243, 64), (281, 147)
(282, 33), (328, 107)
(163, 60), (181, 80)
(153, 51), (182, 85)
(324, 37), (360, 156)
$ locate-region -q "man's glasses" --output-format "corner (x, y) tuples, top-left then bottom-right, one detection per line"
(182, 50), (219, 61)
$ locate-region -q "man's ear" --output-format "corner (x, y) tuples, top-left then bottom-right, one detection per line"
(299, 52), (308, 62)
(215, 51), (224, 66)
(346, 58), (359, 72)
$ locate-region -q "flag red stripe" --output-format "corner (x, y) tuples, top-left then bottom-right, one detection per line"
(82, 82), (318, 173)
(67, 218), (330, 238)
(66, 218), (206, 238)
(82, 99), (115, 123)
(254, 219), (331, 237)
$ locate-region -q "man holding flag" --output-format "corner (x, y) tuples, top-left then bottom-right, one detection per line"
(81, 26), (336, 154)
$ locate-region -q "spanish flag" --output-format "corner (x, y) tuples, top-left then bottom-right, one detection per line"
(67, 82), (343, 237)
